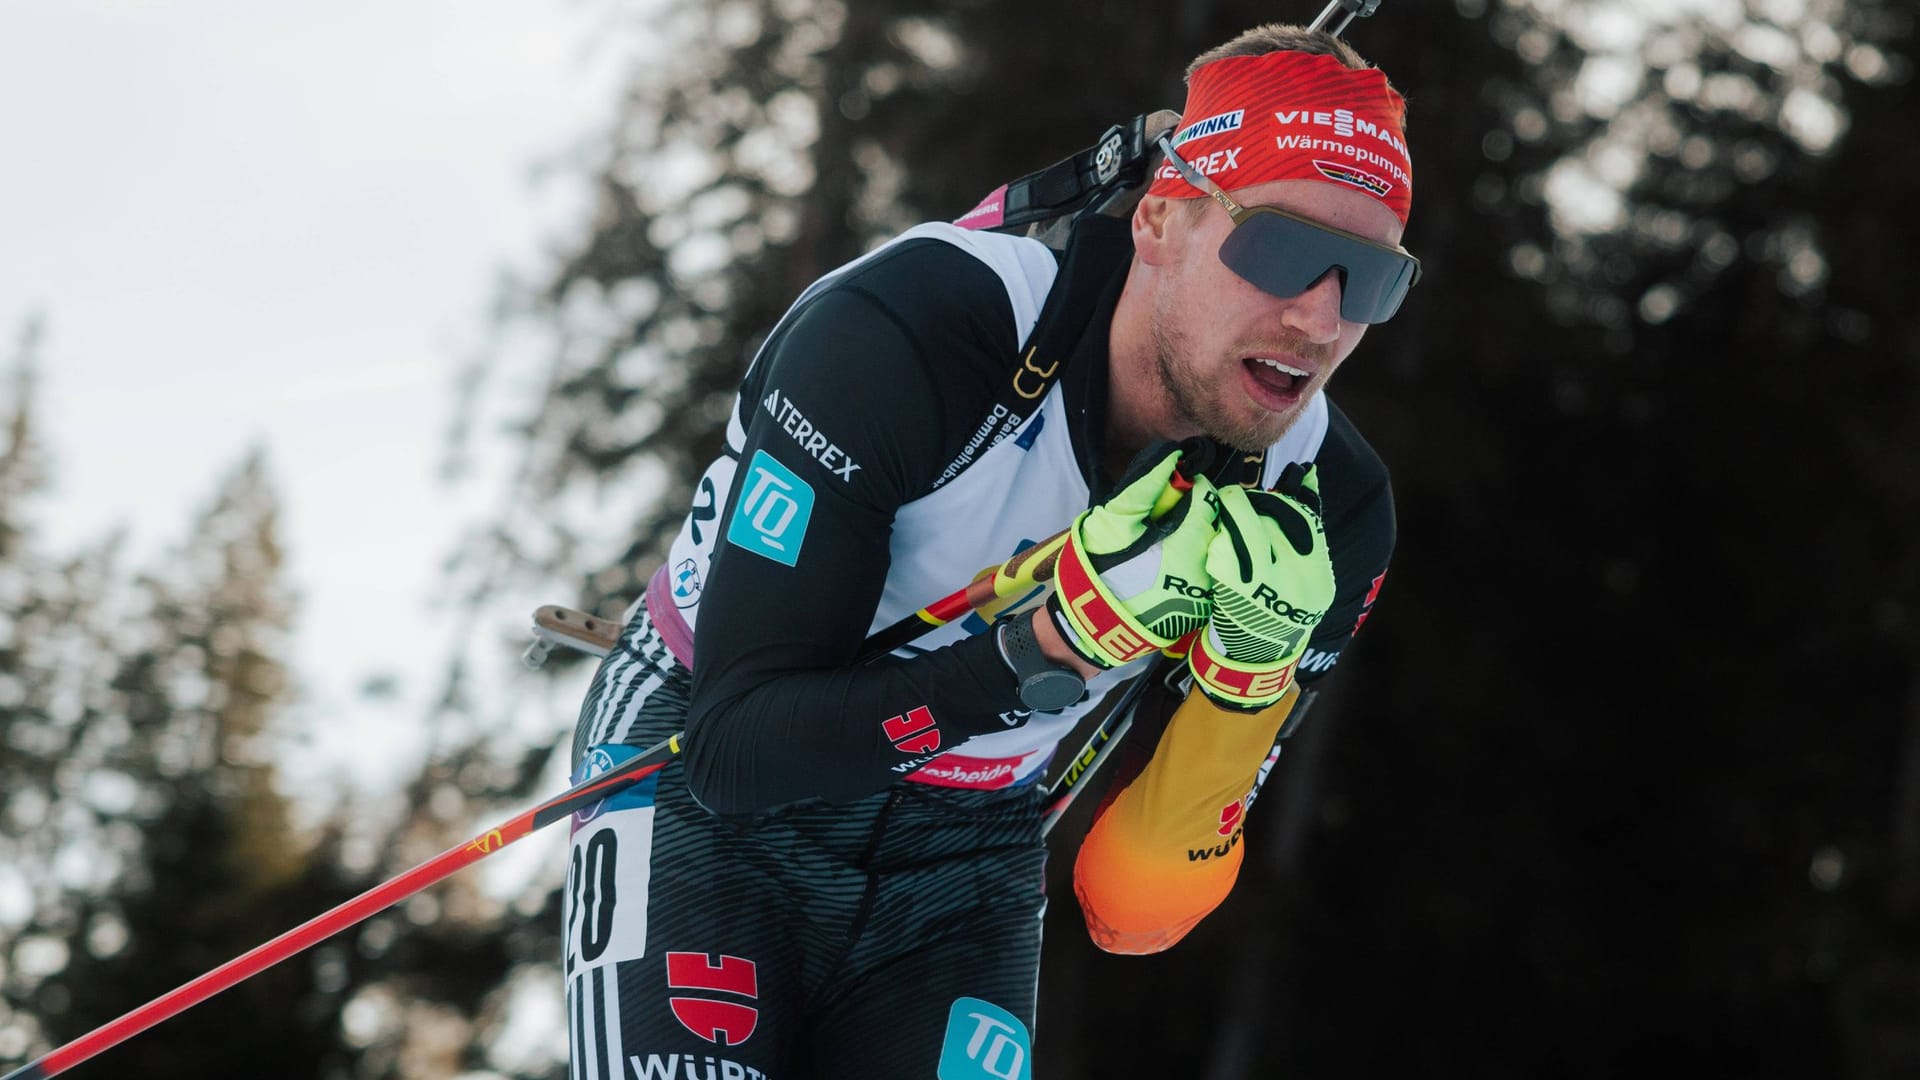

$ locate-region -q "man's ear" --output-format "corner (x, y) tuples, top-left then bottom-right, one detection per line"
(1131, 194), (1181, 267)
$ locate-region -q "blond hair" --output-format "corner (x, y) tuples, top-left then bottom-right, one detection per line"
(1185, 22), (1372, 77)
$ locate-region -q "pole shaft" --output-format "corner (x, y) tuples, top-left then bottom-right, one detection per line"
(8, 739), (677, 1078)
(35, 837), (505, 1076)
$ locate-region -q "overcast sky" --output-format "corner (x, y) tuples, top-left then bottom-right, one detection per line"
(0, 1), (625, 798)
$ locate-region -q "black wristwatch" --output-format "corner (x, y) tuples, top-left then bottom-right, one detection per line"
(996, 614), (1086, 712)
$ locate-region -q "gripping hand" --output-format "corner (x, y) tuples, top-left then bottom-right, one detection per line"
(1188, 464), (1336, 710)
(1048, 446), (1219, 669)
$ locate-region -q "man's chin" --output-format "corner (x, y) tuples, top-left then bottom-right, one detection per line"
(1206, 404), (1300, 453)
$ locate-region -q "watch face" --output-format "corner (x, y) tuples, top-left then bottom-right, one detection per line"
(1022, 668), (1085, 712)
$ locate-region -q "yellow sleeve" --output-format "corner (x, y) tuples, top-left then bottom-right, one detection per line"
(1071, 682), (1298, 955)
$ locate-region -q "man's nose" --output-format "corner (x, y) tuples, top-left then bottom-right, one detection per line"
(1278, 269), (1344, 344)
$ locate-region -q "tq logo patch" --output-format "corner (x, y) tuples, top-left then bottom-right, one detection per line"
(726, 451), (814, 567)
(665, 952), (759, 1047)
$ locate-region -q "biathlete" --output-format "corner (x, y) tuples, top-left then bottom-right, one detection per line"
(563, 22), (1415, 1080)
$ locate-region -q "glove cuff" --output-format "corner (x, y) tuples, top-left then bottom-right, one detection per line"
(1044, 597), (1112, 670)
(1189, 628), (1298, 710)
(1050, 529), (1161, 668)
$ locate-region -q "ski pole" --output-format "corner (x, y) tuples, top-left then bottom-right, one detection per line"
(5, 468), (1179, 1080)
(522, 585), (1161, 837)
(1039, 661), (1159, 834)
(0, 732), (683, 1080)
(859, 437), (1218, 657)
(526, 439), (1217, 666)
(521, 597), (1153, 837)
(1307, 0), (1381, 37)
(4, 532), (1003, 1079)
(521, 441), (1225, 833)
(1040, 676), (1319, 835)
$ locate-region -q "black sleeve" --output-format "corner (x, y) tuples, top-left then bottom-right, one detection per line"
(681, 241), (1035, 815)
(1296, 400), (1395, 686)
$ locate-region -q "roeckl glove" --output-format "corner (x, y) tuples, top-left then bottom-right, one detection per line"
(1048, 446), (1219, 670)
(1188, 463), (1336, 710)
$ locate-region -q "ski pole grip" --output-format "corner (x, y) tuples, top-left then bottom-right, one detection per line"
(1151, 436), (1221, 517)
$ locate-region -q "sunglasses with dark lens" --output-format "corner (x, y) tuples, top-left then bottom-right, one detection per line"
(1157, 135), (1421, 325)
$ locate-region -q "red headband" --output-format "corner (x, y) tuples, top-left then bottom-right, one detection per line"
(1148, 51), (1413, 225)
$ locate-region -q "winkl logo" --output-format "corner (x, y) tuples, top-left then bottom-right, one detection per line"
(665, 952), (759, 1047)
(883, 705), (942, 756)
(1172, 108), (1244, 146)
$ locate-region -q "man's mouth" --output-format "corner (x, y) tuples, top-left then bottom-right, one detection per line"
(1240, 356), (1312, 410)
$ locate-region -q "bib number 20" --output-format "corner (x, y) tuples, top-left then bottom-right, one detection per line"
(563, 808), (654, 975)
(568, 830), (619, 968)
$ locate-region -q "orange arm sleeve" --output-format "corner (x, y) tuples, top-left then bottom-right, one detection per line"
(1071, 682), (1298, 954)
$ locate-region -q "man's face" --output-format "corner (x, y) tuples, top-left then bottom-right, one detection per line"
(1146, 178), (1406, 450)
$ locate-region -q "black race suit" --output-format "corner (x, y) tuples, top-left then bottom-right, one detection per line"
(561, 213), (1393, 1080)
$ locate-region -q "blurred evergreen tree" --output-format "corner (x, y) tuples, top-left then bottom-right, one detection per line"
(0, 406), (369, 1074)
(0, 318), (84, 1067)
(0, 336), (535, 1078)
(41, 450), (355, 1077)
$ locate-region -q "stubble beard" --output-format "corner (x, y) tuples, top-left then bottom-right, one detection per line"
(1148, 304), (1300, 452)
